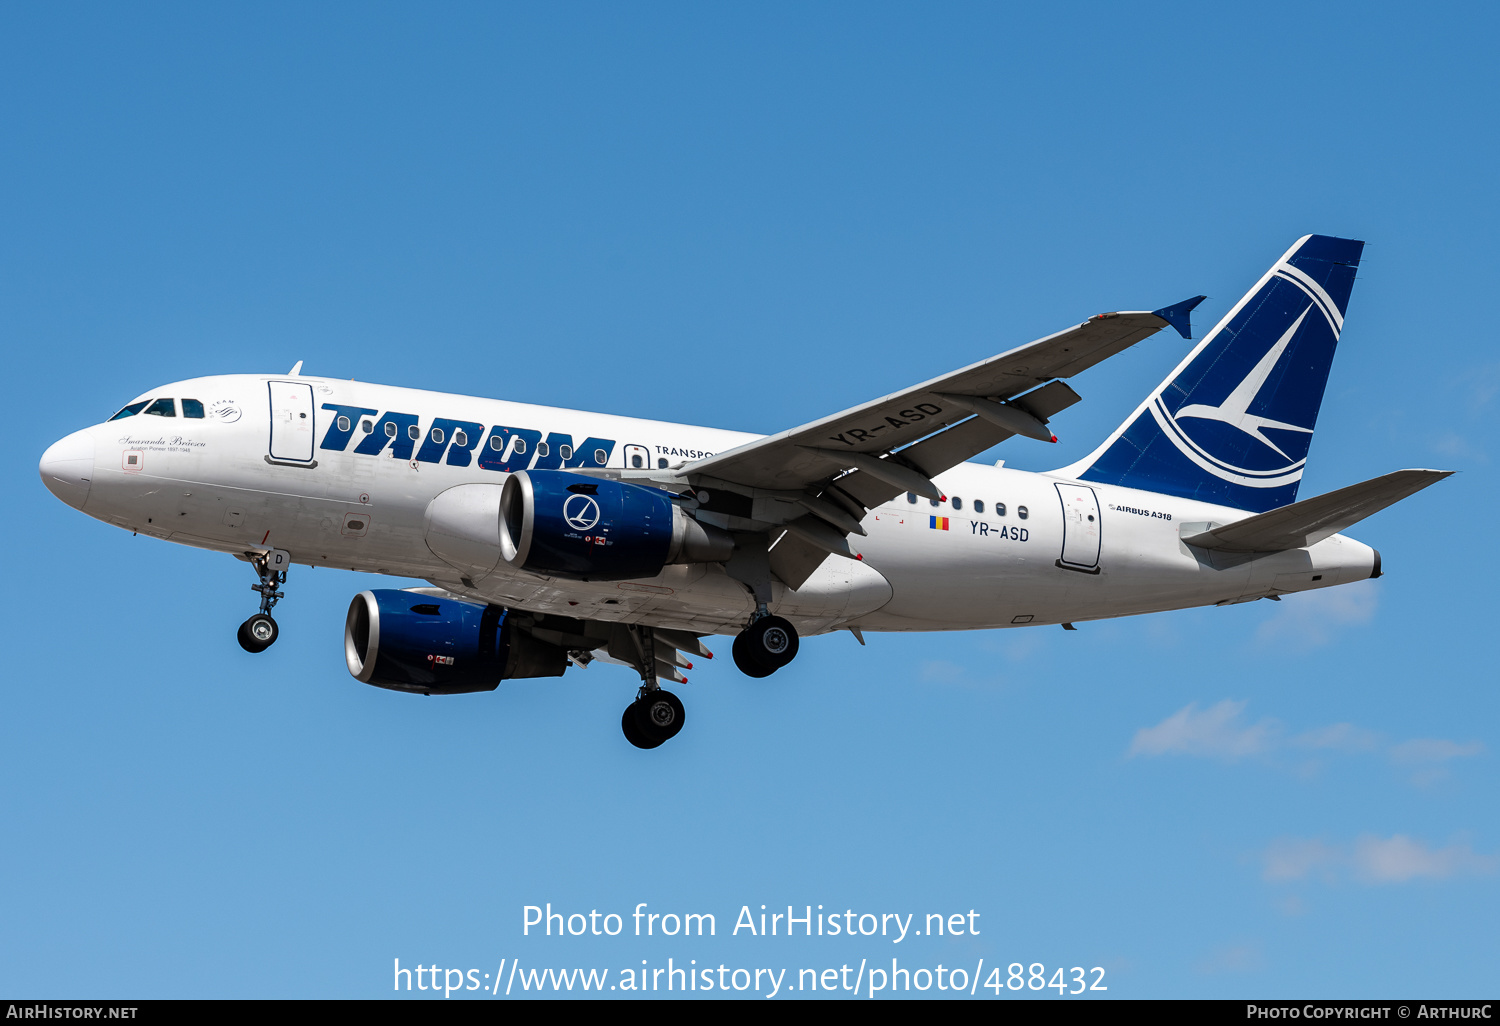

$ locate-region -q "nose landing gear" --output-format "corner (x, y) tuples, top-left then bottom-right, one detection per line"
(237, 550), (288, 653)
(731, 610), (799, 677)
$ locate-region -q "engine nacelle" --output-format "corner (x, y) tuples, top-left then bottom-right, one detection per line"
(344, 590), (566, 694)
(498, 470), (732, 581)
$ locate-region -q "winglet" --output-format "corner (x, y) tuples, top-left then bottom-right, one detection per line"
(288, 360), (304, 376)
(1150, 295), (1208, 339)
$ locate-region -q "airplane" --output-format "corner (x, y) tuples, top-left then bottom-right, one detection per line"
(38, 235), (1450, 749)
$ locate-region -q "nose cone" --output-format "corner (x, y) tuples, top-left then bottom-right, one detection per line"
(39, 429), (96, 510)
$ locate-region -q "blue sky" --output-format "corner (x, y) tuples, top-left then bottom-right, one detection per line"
(3, 2), (1496, 999)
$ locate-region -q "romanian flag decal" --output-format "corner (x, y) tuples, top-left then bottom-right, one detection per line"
(929, 516), (949, 530)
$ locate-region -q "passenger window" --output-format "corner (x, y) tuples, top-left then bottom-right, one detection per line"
(453, 430), (467, 448)
(182, 399), (205, 418)
(407, 424), (420, 440)
(996, 503), (1007, 517)
(384, 421), (397, 438)
(362, 420), (373, 433)
(974, 499), (984, 513)
(907, 492), (917, 504)
(930, 497), (941, 507)
(1018, 505), (1029, 520)
(658, 458), (669, 469)
(431, 428), (445, 444)
(144, 398), (176, 417)
(594, 448), (607, 465)
(337, 416), (351, 432)
(489, 434), (504, 450)
(559, 444), (573, 460)
(536, 441), (550, 457)
(631, 453), (644, 468)
(109, 401), (149, 421)
(952, 497), (963, 510)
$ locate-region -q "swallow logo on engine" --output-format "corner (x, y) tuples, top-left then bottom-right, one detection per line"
(563, 494), (602, 532)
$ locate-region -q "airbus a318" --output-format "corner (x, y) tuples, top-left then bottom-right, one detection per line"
(39, 235), (1448, 748)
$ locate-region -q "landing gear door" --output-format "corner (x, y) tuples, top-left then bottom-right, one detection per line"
(1055, 483), (1101, 573)
(268, 381), (316, 464)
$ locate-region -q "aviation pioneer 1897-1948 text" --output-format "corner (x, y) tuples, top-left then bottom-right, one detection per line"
(39, 236), (1448, 748)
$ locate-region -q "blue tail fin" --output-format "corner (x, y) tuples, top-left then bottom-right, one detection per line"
(1065, 235), (1364, 513)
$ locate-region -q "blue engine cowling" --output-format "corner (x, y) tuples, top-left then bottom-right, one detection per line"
(344, 590), (566, 694)
(499, 470), (676, 581)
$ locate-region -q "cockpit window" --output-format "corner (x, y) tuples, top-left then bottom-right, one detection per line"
(109, 401), (149, 421)
(182, 399), (205, 418)
(144, 398), (176, 417)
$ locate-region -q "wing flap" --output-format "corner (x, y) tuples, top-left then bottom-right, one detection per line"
(1181, 469), (1452, 552)
(833, 416), (1016, 510)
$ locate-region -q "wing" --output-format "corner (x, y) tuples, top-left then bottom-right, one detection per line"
(686, 307), (1194, 494)
(685, 302), (1201, 587)
(576, 298), (1203, 590)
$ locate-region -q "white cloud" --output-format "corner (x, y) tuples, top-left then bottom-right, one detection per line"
(919, 659), (967, 683)
(1466, 362), (1500, 410)
(1262, 834), (1497, 886)
(1290, 722), (1381, 754)
(1195, 944), (1263, 975)
(1389, 738), (1485, 765)
(1274, 894), (1306, 917)
(1002, 631), (1048, 662)
(1262, 838), (1340, 882)
(1389, 738), (1485, 786)
(1128, 701), (1482, 784)
(1255, 580), (1379, 650)
(1351, 835), (1498, 884)
(1432, 432), (1487, 463)
(1144, 617), (1183, 648)
(1128, 700), (1276, 761)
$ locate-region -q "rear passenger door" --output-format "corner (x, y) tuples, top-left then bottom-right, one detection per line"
(1055, 483), (1101, 573)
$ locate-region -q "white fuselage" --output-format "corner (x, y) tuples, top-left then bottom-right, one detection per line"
(44, 373), (1378, 637)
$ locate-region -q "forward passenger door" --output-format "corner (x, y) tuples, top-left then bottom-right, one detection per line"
(268, 381), (316, 464)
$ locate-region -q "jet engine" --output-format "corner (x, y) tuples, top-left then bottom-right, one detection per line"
(344, 589), (567, 694)
(485, 470), (731, 581)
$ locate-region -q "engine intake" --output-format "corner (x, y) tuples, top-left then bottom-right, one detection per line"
(498, 470), (732, 581)
(344, 590), (566, 694)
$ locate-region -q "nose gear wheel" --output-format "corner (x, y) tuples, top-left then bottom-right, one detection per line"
(237, 613), (279, 653)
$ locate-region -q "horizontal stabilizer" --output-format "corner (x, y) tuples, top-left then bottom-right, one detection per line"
(1181, 469), (1452, 553)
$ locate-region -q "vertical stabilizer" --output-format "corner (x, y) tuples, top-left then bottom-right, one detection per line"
(1059, 235), (1364, 513)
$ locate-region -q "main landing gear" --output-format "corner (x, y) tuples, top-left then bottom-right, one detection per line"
(621, 687), (686, 750)
(731, 609), (799, 678)
(237, 551), (287, 654)
(613, 614), (798, 748)
(616, 624), (689, 749)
